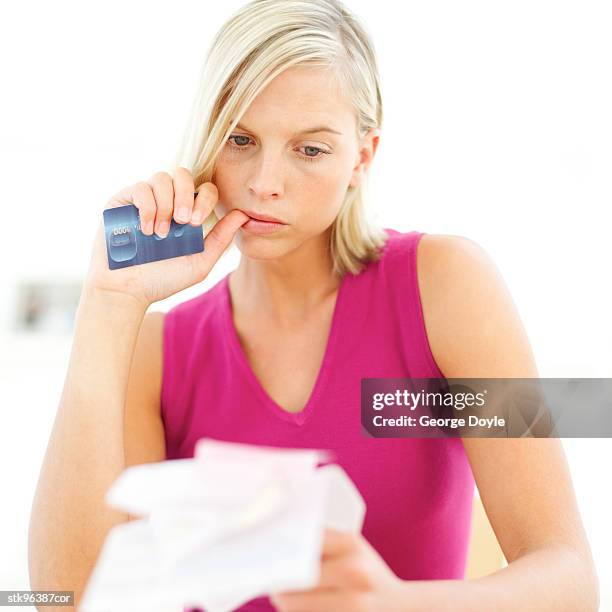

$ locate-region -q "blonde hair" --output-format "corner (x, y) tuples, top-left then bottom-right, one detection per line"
(171, 0), (388, 276)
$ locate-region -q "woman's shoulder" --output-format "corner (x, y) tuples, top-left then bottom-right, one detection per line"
(414, 232), (488, 316)
(126, 276), (229, 385)
(379, 227), (484, 274)
(413, 232), (524, 377)
(380, 227), (477, 258)
(414, 232), (494, 296)
(374, 229), (484, 374)
(162, 275), (228, 330)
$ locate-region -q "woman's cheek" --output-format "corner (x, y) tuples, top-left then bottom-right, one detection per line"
(211, 164), (242, 218)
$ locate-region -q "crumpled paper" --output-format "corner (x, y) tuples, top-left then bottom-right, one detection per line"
(79, 438), (366, 612)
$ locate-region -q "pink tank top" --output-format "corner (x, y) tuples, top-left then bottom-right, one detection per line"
(161, 228), (475, 611)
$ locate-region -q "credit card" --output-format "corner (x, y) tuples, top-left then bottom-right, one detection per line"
(103, 200), (204, 270)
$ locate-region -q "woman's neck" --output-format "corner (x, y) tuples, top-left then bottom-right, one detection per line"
(229, 229), (342, 326)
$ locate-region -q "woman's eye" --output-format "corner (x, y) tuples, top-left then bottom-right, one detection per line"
(298, 146), (331, 163)
(228, 135), (250, 147)
(302, 146), (323, 158)
(227, 135), (330, 162)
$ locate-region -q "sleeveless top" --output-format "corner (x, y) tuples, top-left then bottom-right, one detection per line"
(161, 228), (476, 612)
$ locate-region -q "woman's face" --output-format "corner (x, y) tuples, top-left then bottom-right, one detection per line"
(212, 64), (379, 260)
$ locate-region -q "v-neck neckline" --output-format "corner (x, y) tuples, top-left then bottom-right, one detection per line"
(222, 271), (349, 426)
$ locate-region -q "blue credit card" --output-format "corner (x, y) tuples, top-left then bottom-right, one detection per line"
(103, 203), (204, 270)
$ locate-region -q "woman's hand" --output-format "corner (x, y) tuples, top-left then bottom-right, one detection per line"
(270, 528), (410, 612)
(84, 166), (249, 308)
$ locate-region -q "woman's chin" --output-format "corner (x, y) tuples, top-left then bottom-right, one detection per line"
(234, 232), (290, 259)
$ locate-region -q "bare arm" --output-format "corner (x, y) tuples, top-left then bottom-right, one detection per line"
(27, 289), (164, 608)
(27, 167), (246, 610)
(123, 310), (166, 476)
(396, 234), (600, 611)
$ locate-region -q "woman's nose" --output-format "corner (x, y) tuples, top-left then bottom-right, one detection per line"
(247, 150), (285, 200)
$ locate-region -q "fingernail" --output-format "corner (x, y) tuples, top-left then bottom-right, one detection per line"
(176, 207), (190, 222)
(143, 220), (154, 234)
(156, 220), (169, 237)
(191, 210), (203, 224)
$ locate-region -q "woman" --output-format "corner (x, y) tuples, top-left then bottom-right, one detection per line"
(29, 0), (599, 610)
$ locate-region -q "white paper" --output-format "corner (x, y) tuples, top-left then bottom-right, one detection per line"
(79, 438), (366, 612)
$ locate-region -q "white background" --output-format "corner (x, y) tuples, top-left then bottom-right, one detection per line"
(0, 0), (610, 609)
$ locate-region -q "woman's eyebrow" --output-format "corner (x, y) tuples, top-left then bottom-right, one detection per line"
(234, 121), (343, 136)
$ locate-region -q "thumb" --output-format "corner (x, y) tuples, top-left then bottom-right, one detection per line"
(188, 209), (249, 280)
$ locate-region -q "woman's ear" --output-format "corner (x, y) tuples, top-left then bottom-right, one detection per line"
(349, 128), (380, 188)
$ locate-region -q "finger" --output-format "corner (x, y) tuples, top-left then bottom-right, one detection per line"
(106, 182), (157, 235)
(146, 171), (174, 238)
(270, 588), (361, 612)
(188, 209), (249, 278)
(172, 166), (196, 225)
(321, 528), (360, 559)
(190, 182), (218, 226)
(317, 555), (372, 590)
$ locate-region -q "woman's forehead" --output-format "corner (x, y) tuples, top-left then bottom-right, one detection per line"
(238, 98), (353, 136)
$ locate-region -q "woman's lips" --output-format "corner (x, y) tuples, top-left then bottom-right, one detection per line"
(241, 216), (287, 234)
(242, 209), (285, 223)
(237, 209), (288, 234)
